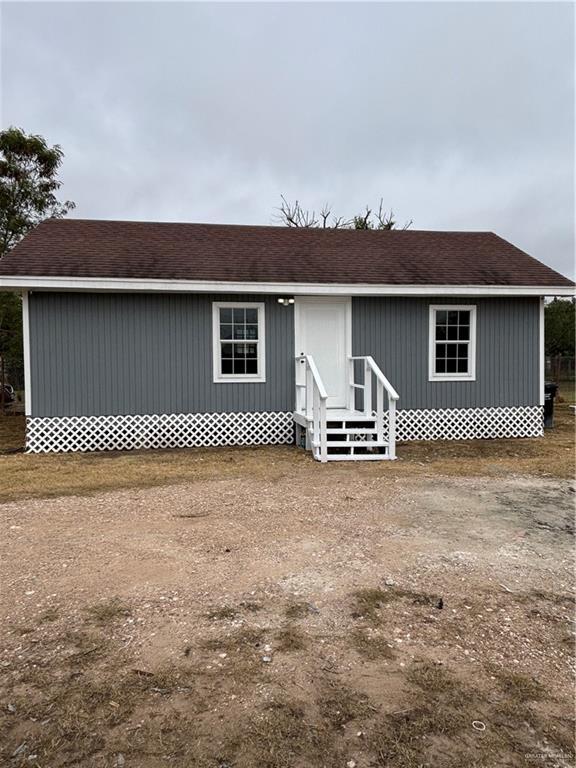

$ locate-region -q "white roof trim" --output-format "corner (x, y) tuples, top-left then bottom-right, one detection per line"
(0, 275), (573, 297)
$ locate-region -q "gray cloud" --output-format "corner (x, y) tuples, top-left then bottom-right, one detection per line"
(2, 1), (574, 277)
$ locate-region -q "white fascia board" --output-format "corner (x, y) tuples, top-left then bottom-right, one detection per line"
(0, 275), (574, 297)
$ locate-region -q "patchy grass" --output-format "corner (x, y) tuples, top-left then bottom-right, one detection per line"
(491, 669), (545, 702)
(0, 404), (573, 502)
(200, 627), (265, 654)
(239, 600), (264, 613)
(84, 598), (131, 625)
(317, 681), (375, 728)
(350, 586), (441, 624)
(275, 626), (307, 652)
(206, 605), (239, 620)
(284, 601), (314, 620)
(39, 607), (59, 623)
(234, 699), (337, 768)
(351, 627), (395, 660)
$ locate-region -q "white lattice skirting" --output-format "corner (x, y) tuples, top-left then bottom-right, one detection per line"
(395, 405), (543, 442)
(25, 406), (544, 454)
(26, 411), (294, 454)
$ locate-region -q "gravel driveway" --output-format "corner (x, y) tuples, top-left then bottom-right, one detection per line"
(1, 462), (574, 767)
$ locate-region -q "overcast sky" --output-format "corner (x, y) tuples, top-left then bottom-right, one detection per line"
(1, 1), (574, 278)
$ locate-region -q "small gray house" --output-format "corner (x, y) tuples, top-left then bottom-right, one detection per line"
(0, 219), (573, 461)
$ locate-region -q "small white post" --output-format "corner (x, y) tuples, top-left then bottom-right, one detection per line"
(348, 358), (355, 411)
(306, 365), (313, 420)
(364, 359), (372, 416)
(376, 381), (384, 442)
(313, 386), (320, 458)
(319, 397), (327, 462)
(388, 396), (396, 460)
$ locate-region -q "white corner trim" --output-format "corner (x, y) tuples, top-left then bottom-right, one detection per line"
(22, 290), (32, 416)
(0, 275), (573, 297)
(428, 304), (477, 382)
(539, 297), (545, 406)
(212, 301), (266, 383)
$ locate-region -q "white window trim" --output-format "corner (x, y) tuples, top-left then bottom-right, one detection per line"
(428, 304), (477, 382)
(212, 302), (266, 383)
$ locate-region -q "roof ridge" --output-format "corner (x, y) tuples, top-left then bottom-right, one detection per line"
(41, 217), (495, 236)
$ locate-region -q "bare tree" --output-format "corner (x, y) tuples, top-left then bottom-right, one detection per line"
(275, 196), (351, 228)
(275, 196), (411, 230)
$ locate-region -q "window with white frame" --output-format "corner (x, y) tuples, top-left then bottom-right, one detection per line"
(429, 305), (476, 381)
(212, 302), (266, 382)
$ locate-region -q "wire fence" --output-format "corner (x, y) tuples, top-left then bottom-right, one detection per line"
(545, 355), (575, 383)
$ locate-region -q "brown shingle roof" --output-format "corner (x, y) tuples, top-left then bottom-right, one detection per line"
(0, 218), (572, 287)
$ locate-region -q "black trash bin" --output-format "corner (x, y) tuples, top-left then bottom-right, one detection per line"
(544, 382), (558, 428)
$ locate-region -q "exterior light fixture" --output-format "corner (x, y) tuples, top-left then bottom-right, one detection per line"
(277, 297), (295, 306)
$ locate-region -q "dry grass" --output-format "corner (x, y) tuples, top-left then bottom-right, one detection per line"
(205, 605), (239, 620)
(284, 601), (314, 619)
(351, 627), (395, 660)
(235, 699), (336, 768)
(0, 404), (573, 503)
(200, 627), (266, 654)
(275, 626), (307, 652)
(491, 669), (546, 702)
(2, 613), (573, 768)
(350, 585), (441, 624)
(84, 598), (132, 625)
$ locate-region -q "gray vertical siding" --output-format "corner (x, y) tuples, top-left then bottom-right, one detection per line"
(30, 293), (295, 417)
(352, 296), (540, 409)
(29, 291), (540, 418)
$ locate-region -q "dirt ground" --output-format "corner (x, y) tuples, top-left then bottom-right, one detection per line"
(0, 409), (575, 767)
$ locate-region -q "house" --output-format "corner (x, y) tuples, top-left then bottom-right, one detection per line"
(0, 219), (573, 461)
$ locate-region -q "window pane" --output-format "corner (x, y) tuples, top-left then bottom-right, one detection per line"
(458, 311), (470, 326)
(233, 308), (245, 323)
(436, 310), (447, 325)
(220, 324), (233, 340)
(221, 343), (233, 358)
(245, 324), (259, 340)
(233, 324), (246, 340)
(447, 311), (458, 325)
(446, 358), (457, 373)
(435, 358), (446, 373)
(246, 359), (258, 374)
(436, 343), (446, 358)
(446, 344), (458, 358)
(457, 344), (468, 359)
(245, 308), (258, 323)
(459, 325), (470, 341)
(457, 358), (468, 373)
(234, 343), (247, 358)
(221, 359), (233, 374)
(220, 308), (233, 323)
(435, 325), (447, 341)
(233, 359), (246, 374)
(245, 344), (257, 359)
(447, 325), (458, 340)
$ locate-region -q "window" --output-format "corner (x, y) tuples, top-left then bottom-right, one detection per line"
(429, 305), (476, 381)
(213, 302), (266, 382)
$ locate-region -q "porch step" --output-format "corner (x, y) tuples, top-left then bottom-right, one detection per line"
(319, 453), (391, 462)
(312, 439), (389, 449)
(325, 427), (377, 434)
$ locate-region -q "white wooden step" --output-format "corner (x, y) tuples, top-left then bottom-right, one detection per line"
(314, 453), (393, 462)
(325, 428), (378, 434)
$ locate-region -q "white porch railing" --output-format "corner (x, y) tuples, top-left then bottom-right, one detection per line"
(348, 355), (400, 459)
(295, 354), (328, 462)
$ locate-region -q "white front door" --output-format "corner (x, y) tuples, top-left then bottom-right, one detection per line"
(295, 297), (351, 408)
